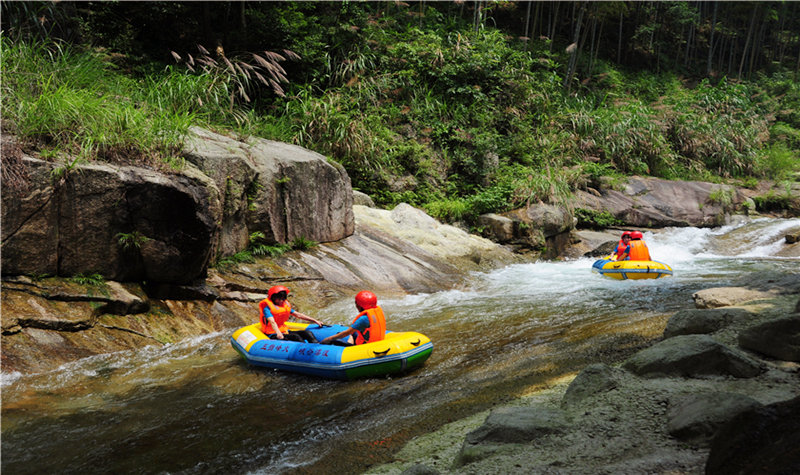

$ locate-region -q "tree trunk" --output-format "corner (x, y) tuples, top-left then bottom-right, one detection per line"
(524, 0), (532, 47)
(738, 4), (758, 80)
(617, 10), (623, 64)
(707, 1), (718, 76)
(564, 2), (585, 91)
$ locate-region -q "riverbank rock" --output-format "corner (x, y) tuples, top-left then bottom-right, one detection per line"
(572, 176), (744, 227)
(1, 155), (220, 283)
(738, 315), (800, 362)
(1, 129), (354, 284)
(706, 395), (800, 474)
(456, 406), (569, 466)
(355, 204), (515, 269)
(622, 334), (764, 378)
(183, 127), (354, 254)
(477, 203), (574, 257)
(692, 287), (775, 309)
(561, 363), (624, 407)
(666, 392), (762, 445)
(663, 308), (753, 338)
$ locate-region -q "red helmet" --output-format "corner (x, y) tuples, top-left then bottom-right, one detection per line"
(355, 290), (378, 310)
(630, 231), (644, 240)
(268, 285), (290, 300)
(621, 231), (632, 239)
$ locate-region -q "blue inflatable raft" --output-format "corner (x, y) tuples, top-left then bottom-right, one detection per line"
(231, 322), (433, 380)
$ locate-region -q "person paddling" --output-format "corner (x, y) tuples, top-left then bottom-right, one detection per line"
(612, 231), (632, 261)
(259, 285), (323, 341)
(321, 291), (386, 346)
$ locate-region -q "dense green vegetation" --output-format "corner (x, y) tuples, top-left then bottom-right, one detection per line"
(2, 1), (799, 225)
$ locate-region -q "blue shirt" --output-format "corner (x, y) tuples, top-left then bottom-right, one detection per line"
(350, 315), (370, 332)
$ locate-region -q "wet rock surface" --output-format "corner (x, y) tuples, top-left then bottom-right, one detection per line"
(367, 276), (800, 475)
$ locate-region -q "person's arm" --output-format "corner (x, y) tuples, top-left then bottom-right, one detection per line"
(293, 311), (323, 326)
(320, 327), (356, 344)
(268, 317), (284, 339)
(619, 244), (631, 261)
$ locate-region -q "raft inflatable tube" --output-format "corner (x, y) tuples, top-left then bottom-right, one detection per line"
(592, 258), (673, 280)
(231, 322), (433, 380)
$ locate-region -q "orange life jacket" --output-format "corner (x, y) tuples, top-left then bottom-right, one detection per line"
(629, 240), (651, 261)
(351, 306), (386, 345)
(259, 298), (292, 334)
(613, 240), (629, 259)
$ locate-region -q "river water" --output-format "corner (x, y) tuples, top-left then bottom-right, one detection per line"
(2, 218), (799, 475)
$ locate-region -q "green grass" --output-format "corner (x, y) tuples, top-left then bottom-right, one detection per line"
(3, 21), (798, 228)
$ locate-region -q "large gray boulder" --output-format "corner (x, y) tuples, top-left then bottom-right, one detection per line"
(667, 392), (762, 445)
(573, 176), (745, 227)
(622, 335), (764, 378)
(663, 308), (753, 338)
(562, 363), (624, 407)
(738, 315), (800, 362)
(706, 396), (800, 475)
(2, 129), (355, 284)
(2, 156), (220, 283)
(457, 406), (570, 466)
(183, 127), (354, 252)
(479, 203), (574, 257)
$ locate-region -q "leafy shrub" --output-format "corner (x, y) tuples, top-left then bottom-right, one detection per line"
(574, 208), (623, 229)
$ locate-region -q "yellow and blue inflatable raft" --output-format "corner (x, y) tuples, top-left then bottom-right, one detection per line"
(231, 322), (433, 380)
(592, 258), (673, 280)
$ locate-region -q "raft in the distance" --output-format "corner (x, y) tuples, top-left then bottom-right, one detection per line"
(230, 322), (433, 380)
(592, 258), (673, 280)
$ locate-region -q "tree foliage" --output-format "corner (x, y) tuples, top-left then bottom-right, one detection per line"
(2, 1), (799, 224)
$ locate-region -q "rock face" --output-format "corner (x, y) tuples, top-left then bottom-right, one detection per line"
(183, 128), (354, 254)
(706, 396), (800, 475)
(1, 129), (354, 283)
(738, 315), (800, 362)
(573, 176), (744, 227)
(478, 203), (574, 257)
(663, 308), (752, 338)
(1, 157), (220, 283)
(622, 334), (764, 378)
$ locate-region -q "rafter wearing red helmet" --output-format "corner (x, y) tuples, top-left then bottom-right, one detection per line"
(259, 285), (323, 340)
(321, 291), (387, 346)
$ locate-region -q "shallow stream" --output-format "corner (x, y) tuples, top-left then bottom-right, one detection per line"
(2, 218), (799, 474)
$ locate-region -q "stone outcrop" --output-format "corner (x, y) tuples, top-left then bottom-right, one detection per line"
(183, 127), (354, 255)
(663, 308), (753, 338)
(478, 203), (574, 257)
(1, 157), (220, 283)
(1, 129), (354, 283)
(622, 334), (764, 378)
(738, 315), (800, 362)
(706, 396), (800, 475)
(573, 176), (744, 228)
